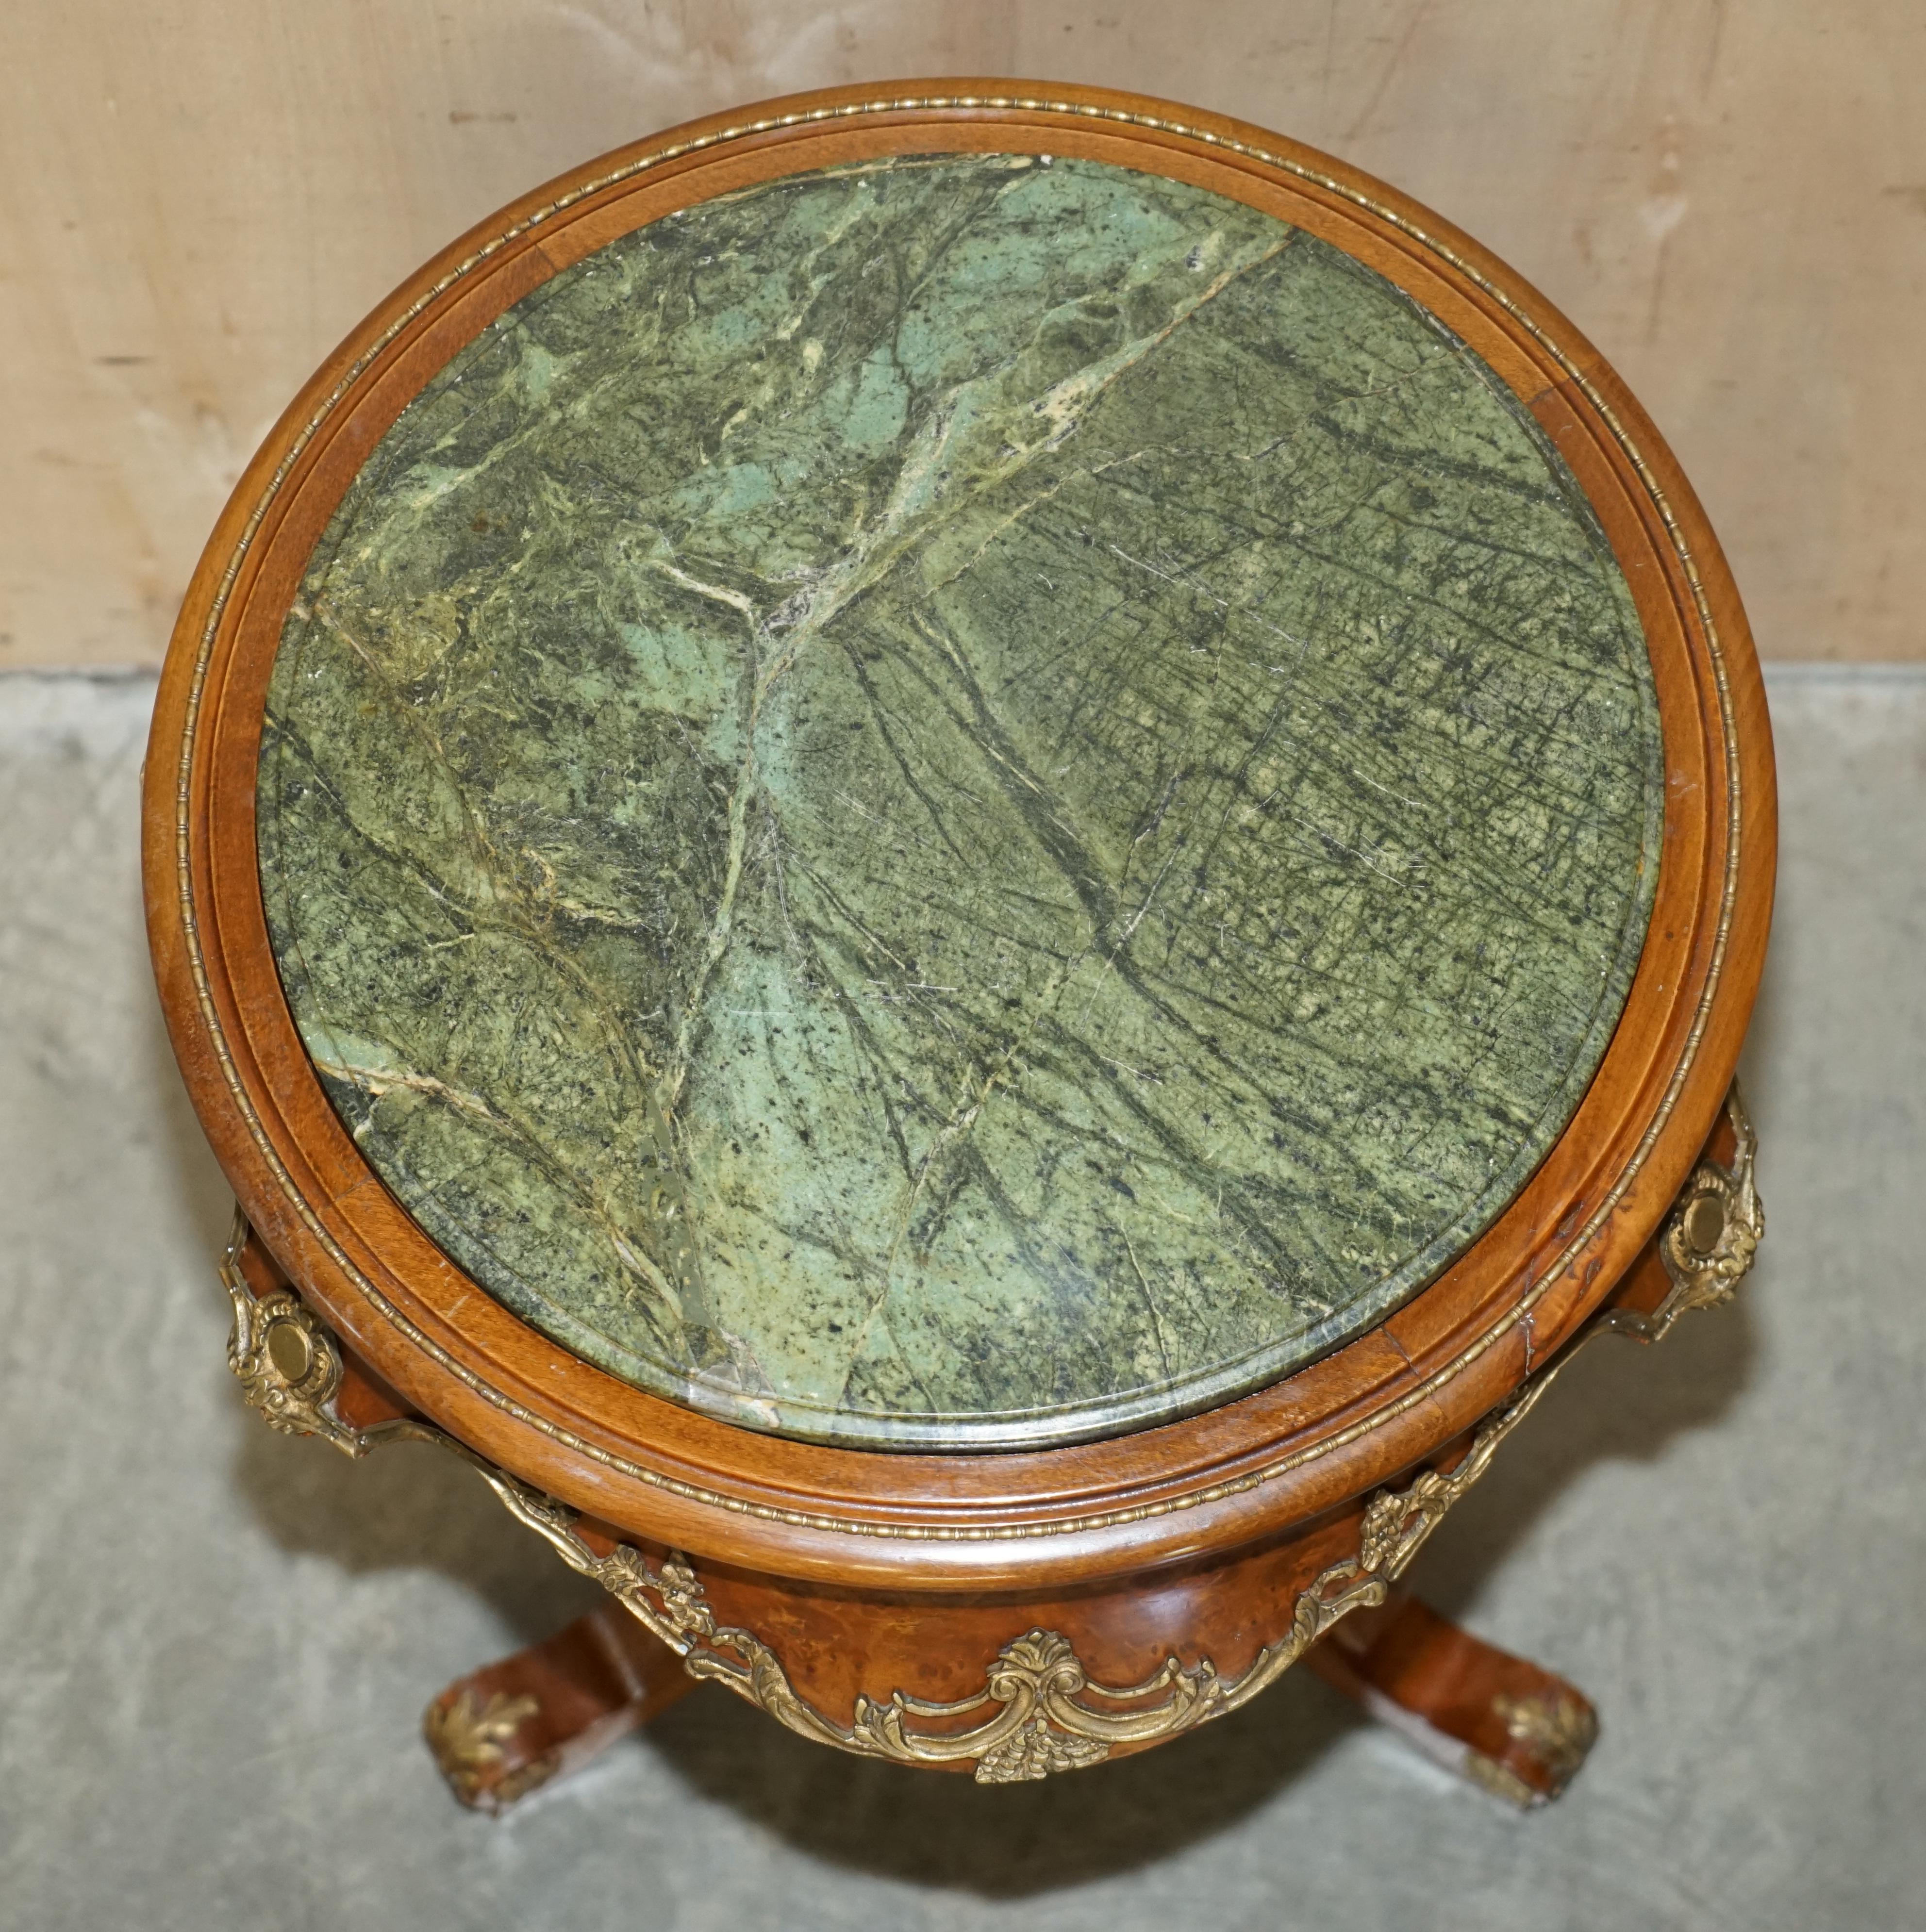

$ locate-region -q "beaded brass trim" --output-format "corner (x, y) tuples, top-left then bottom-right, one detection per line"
(178, 89), (1748, 1544)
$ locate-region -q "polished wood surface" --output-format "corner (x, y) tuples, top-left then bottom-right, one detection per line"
(146, 83), (1773, 1766)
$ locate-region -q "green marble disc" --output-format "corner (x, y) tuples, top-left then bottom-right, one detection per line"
(257, 153), (1663, 1451)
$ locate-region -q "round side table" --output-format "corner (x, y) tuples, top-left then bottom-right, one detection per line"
(145, 80), (1773, 1811)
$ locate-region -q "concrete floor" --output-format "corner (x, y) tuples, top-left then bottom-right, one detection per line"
(0, 666), (1921, 1931)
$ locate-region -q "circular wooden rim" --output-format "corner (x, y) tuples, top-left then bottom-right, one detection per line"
(143, 79), (1775, 1592)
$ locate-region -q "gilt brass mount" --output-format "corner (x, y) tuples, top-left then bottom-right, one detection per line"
(1608, 1084), (1765, 1344)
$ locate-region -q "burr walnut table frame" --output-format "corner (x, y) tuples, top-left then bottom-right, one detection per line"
(145, 80), (1774, 1805)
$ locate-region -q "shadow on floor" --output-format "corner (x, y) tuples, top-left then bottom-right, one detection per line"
(630, 1665), (1366, 1898)
(1413, 1285), (1760, 1624)
(141, 982), (247, 1271)
(231, 1418), (609, 1648)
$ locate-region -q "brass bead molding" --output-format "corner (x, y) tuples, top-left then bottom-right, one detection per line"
(218, 1083), (1763, 1784)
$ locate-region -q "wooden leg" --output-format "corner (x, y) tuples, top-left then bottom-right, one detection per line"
(423, 1601), (697, 1814)
(1307, 1588), (1599, 1807)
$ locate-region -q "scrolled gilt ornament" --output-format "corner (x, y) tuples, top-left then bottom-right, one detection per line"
(1461, 1752), (1539, 1807)
(216, 1208), (1561, 1784)
(1613, 1083), (1765, 1343)
(1460, 1686), (1601, 1809)
(222, 1208), (440, 1458)
(1357, 1371), (1563, 1578)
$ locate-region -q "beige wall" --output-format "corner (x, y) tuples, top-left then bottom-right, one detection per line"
(2, 0), (1921, 667)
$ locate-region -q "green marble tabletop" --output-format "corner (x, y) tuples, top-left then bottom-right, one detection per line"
(257, 152), (1662, 1452)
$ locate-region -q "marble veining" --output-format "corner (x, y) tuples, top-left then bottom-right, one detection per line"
(257, 153), (1663, 1450)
